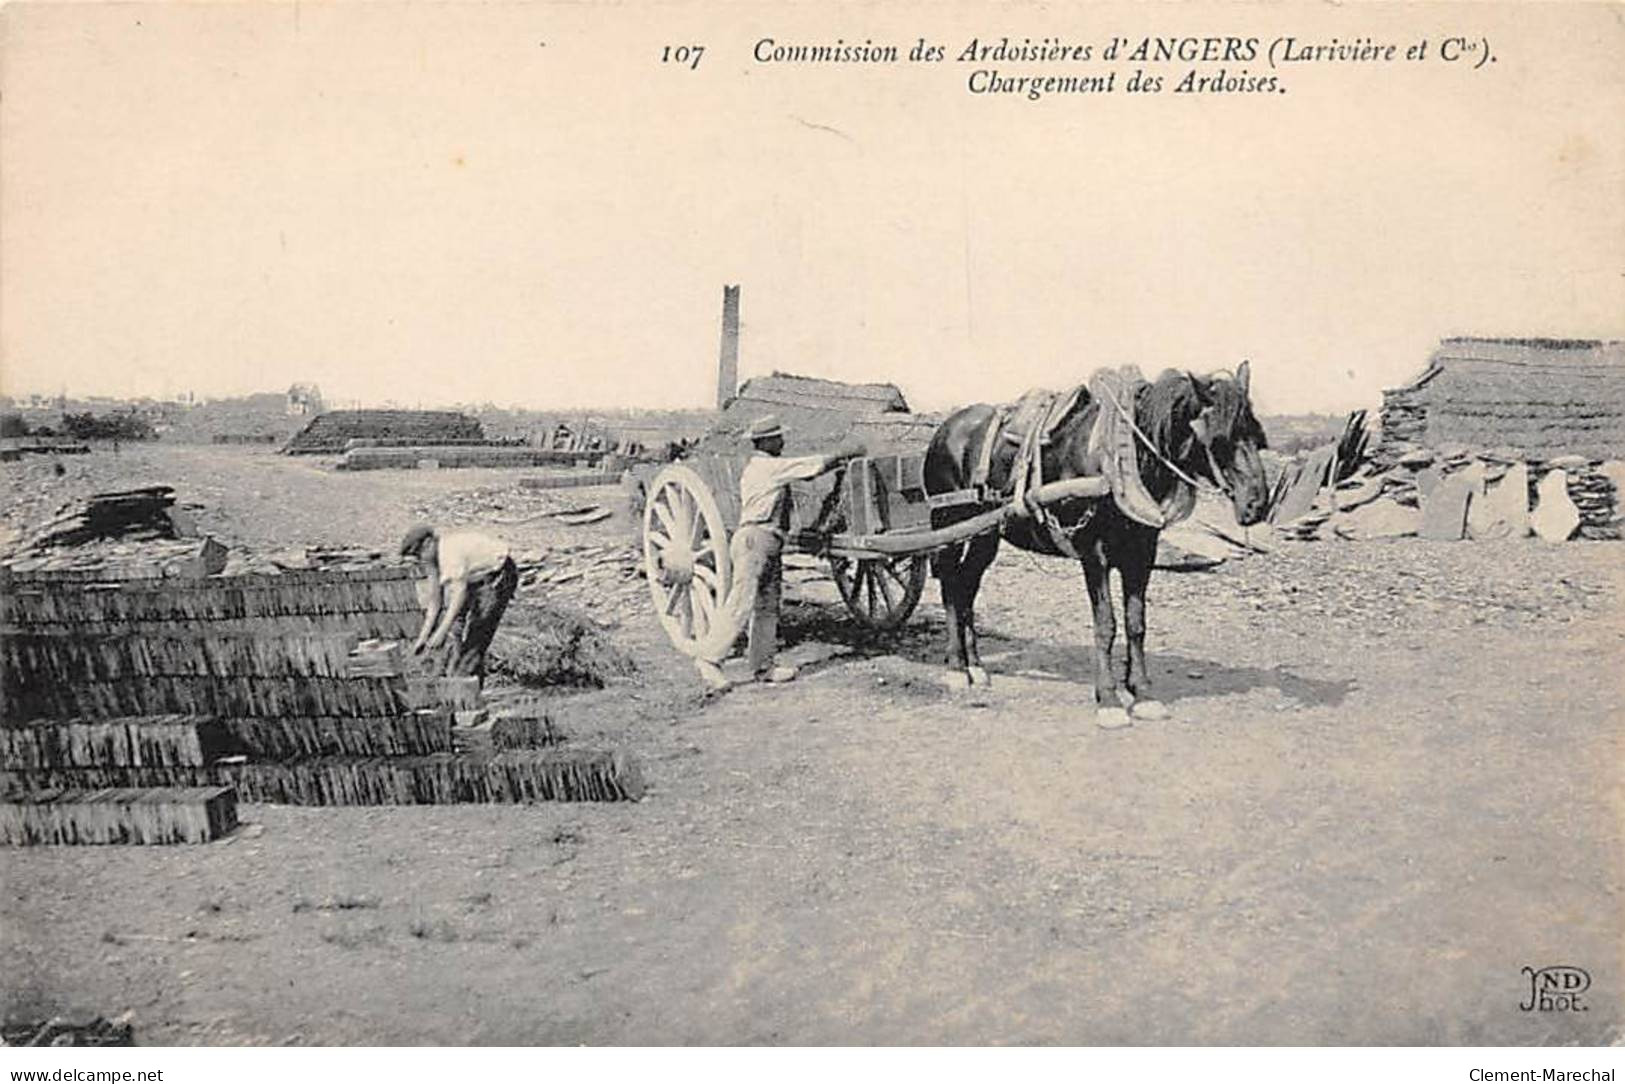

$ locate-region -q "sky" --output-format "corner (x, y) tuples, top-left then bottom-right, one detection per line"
(2, 2), (1622, 416)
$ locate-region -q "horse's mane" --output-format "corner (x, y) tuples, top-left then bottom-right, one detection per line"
(1138, 368), (1267, 454)
(1136, 370), (1203, 463)
(1131, 368), (1267, 493)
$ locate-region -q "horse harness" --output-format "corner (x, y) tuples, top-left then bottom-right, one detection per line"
(969, 384), (1095, 558)
(1091, 378), (1233, 502)
(968, 368), (1202, 556)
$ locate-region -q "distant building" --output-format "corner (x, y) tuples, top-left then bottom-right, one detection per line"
(287, 383), (324, 416)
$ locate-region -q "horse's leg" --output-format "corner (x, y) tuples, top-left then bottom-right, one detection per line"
(931, 544), (971, 687)
(958, 531), (1000, 687)
(1120, 527), (1168, 720)
(1081, 538), (1131, 729)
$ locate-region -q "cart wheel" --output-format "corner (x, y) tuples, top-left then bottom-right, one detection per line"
(829, 553), (927, 632)
(643, 464), (731, 655)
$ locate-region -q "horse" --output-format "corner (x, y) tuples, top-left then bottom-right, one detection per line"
(923, 362), (1271, 728)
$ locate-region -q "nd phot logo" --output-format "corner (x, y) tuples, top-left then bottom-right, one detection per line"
(1520, 965), (1590, 1012)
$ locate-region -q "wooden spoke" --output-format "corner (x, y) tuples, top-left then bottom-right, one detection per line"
(650, 495), (679, 540)
(690, 580), (714, 636)
(643, 463), (734, 655)
(829, 553), (928, 632)
(689, 499), (710, 549)
(668, 494), (693, 551)
(833, 559), (859, 606)
(873, 564), (900, 610)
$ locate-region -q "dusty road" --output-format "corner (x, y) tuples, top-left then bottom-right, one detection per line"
(2, 446), (1621, 1044)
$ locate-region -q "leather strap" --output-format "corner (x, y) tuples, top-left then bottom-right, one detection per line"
(969, 406), (1008, 492)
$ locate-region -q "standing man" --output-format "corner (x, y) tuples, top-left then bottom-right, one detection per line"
(400, 524), (518, 684)
(691, 416), (863, 690)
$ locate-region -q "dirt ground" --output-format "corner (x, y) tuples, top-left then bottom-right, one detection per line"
(2, 445), (1622, 1045)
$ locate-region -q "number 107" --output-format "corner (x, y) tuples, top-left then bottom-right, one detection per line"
(661, 45), (705, 70)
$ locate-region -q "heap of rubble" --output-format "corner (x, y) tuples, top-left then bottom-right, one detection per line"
(1270, 439), (1622, 544)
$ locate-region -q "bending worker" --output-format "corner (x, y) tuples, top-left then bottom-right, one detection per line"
(692, 415), (863, 690)
(400, 524), (518, 684)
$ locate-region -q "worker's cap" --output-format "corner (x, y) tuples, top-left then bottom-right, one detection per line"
(746, 415), (785, 442)
(398, 523), (435, 557)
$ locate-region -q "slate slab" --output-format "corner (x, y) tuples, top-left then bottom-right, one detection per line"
(1468, 461), (1529, 540)
(1270, 445), (1336, 524)
(1420, 475), (1474, 541)
(1532, 470), (1580, 542)
(1332, 498), (1421, 540)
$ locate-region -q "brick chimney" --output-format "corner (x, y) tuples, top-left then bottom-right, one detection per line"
(716, 284), (740, 410)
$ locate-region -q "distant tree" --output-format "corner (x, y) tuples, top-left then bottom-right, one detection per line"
(60, 411), (156, 441)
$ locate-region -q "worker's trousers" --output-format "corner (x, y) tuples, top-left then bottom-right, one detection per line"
(444, 557), (519, 682)
(693, 524), (782, 673)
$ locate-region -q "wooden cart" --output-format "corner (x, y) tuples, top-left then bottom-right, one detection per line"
(639, 451), (1105, 655)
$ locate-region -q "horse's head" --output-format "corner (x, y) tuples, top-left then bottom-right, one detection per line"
(1184, 361), (1270, 526)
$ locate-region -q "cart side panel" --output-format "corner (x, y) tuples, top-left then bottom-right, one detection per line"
(846, 453), (931, 537)
(681, 450), (935, 548)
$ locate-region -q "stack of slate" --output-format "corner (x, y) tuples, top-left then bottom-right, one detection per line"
(342, 437), (525, 450)
(0, 538), (227, 581)
(211, 433), (281, 445)
(214, 750), (642, 805)
(346, 638), (405, 677)
(1, 714), (224, 772)
(1374, 401), (1429, 457)
(2, 563), (423, 638)
(282, 410), (484, 455)
(0, 437), (92, 462)
(1, 1016), (135, 1047)
(1, 548), (645, 827)
(341, 446), (611, 471)
(1, 543), (265, 843)
(0, 562), (426, 722)
(0, 712), (455, 776)
(519, 467), (627, 490)
(7, 675), (420, 724)
(8, 487), (187, 552)
(1539, 456), (1622, 540)
(0, 787), (237, 846)
(1376, 338), (1625, 464)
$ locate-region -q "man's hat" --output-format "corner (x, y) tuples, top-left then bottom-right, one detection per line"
(746, 415), (784, 442)
(398, 523), (435, 557)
